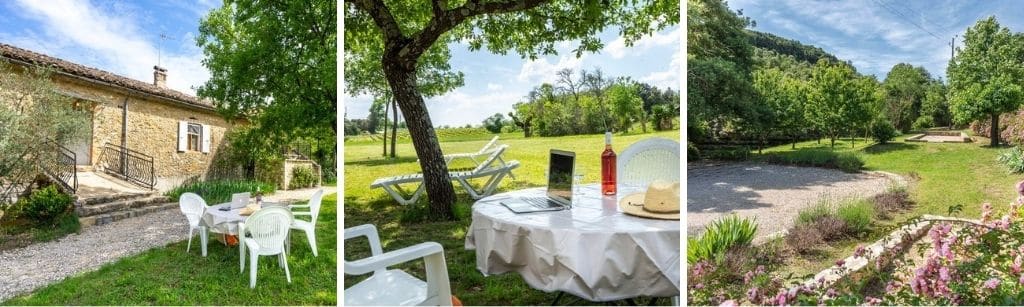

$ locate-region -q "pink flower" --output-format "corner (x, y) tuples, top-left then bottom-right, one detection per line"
(853, 245), (867, 258)
(939, 267), (950, 281)
(747, 287), (760, 302)
(744, 270), (755, 284)
(835, 259), (846, 267)
(719, 300), (737, 307)
(694, 283), (704, 290)
(1020, 274), (1024, 285)
(1015, 180), (1024, 196)
(1013, 255), (1023, 275)
(885, 281), (899, 293)
(984, 278), (1000, 290)
(982, 202), (993, 222)
(865, 296), (882, 305)
(775, 291), (787, 305)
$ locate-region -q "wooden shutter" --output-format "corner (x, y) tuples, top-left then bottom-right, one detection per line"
(201, 124), (211, 153)
(177, 121), (187, 152)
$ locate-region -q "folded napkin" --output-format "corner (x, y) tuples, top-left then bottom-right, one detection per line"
(239, 204), (261, 216)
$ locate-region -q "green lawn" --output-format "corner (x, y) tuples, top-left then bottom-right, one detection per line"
(752, 133), (1021, 277)
(343, 130), (680, 305)
(4, 193), (338, 305)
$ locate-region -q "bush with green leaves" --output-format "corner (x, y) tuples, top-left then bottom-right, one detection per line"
(912, 115), (935, 131)
(998, 146), (1024, 173)
(166, 180), (276, 204)
(836, 200), (874, 235)
(289, 166), (318, 189)
(871, 119), (899, 144)
(687, 143), (700, 161)
(762, 150), (863, 172)
(688, 215), (758, 264)
(701, 146), (751, 161)
(19, 185), (74, 224)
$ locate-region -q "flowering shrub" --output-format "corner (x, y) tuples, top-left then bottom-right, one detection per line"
(689, 181), (1024, 306)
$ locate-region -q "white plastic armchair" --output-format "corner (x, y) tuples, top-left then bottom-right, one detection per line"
(344, 224), (452, 306)
(287, 189), (323, 257)
(239, 207), (294, 288)
(617, 138), (680, 187)
(178, 193), (209, 257)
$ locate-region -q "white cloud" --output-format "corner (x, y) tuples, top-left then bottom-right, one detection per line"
(11, 0), (209, 94)
(604, 27), (680, 59)
(516, 54), (587, 84)
(425, 89), (523, 127)
(486, 83), (503, 91)
(640, 48), (681, 90)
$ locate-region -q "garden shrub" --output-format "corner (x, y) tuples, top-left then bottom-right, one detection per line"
(785, 223), (823, 254)
(289, 166), (318, 189)
(687, 143), (700, 161)
(687, 215), (758, 264)
(912, 115), (935, 131)
(871, 185), (914, 218)
(762, 150), (863, 172)
(871, 120), (899, 144)
(701, 146), (751, 161)
(19, 185), (74, 225)
(813, 216), (851, 241)
(836, 200), (874, 235)
(997, 146), (1024, 173)
(166, 180), (276, 204)
(796, 201), (834, 226)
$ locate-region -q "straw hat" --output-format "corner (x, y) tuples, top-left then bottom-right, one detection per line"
(619, 180), (680, 220)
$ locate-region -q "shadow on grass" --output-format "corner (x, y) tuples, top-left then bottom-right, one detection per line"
(344, 156), (418, 166)
(863, 142), (919, 154)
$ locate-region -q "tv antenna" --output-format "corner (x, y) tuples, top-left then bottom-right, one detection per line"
(158, 33), (176, 67)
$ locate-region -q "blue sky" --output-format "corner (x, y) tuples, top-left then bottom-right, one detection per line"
(728, 0), (1024, 81)
(0, 0), (219, 95)
(343, 26), (681, 127)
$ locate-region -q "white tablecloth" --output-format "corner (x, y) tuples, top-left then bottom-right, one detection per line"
(464, 184), (680, 301)
(201, 202), (286, 235)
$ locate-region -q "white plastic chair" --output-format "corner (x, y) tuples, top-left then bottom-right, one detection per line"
(239, 206), (294, 288)
(344, 224), (452, 306)
(617, 138), (680, 187)
(178, 193), (209, 257)
(288, 189), (324, 257)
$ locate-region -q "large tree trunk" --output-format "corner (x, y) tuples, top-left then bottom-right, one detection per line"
(384, 63), (456, 220)
(391, 98), (398, 158)
(991, 112), (1000, 147)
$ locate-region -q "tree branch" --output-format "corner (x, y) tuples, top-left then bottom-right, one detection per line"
(398, 0), (549, 66)
(348, 0), (403, 42)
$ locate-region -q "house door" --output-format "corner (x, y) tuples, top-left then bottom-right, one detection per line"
(66, 115), (93, 166)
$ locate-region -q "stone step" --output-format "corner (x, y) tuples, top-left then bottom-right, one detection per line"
(76, 195), (171, 217)
(78, 191), (159, 207)
(79, 202), (178, 228)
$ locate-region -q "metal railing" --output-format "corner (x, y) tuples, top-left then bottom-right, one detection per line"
(41, 139), (77, 194)
(101, 143), (156, 190)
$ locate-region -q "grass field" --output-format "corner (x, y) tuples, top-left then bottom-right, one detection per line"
(748, 133), (1020, 277)
(343, 130), (680, 305)
(4, 193), (338, 305)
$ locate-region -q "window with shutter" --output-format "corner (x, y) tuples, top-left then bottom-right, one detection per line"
(187, 123), (201, 151)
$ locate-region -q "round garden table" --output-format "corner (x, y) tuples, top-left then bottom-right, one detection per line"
(202, 202), (288, 235)
(464, 183), (680, 302)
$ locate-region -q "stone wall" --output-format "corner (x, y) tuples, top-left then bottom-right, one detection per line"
(53, 77), (235, 191)
(282, 159), (321, 190)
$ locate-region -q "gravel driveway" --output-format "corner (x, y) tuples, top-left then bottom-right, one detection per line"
(0, 209), (187, 301)
(687, 162), (901, 241)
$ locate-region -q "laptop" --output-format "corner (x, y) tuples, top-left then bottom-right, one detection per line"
(501, 149), (575, 213)
(230, 192), (251, 209)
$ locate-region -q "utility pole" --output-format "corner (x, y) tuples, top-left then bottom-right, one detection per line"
(949, 34), (957, 60)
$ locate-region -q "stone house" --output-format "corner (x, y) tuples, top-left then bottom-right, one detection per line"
(0, 43), (237, 192)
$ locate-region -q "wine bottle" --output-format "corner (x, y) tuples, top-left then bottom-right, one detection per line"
(601, 131), (616, 195)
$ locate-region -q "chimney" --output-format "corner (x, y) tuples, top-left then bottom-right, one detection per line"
(153, 65), (167, 88)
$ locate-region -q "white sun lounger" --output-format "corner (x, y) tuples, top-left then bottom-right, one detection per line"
(372, 145), (519, 205)
(442, 135), (500, 165)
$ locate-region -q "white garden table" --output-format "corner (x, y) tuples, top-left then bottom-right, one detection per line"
(202, 202), (287, 235)
(464, 184), (680, 302)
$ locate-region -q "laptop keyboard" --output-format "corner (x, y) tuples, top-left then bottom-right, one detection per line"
(521, 197), (562, 209)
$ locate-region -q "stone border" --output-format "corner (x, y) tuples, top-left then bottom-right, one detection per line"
(797, 215), (982, 292)
(905, 131), (972, 143)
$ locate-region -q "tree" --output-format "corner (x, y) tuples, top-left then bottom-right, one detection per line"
(482, 113), (506, 133)
(751, 67), (804, 151)
(948, 16), (1024, 147)
(582, 68), (613, 132)
(345, 0), (677, 220)
(883, 63), (930, 132)
(921, 81), (949, 127)
(806, 61), (862, 148)
(607, 82), (643, 132)
(368, 96), (386, 134)
(197, 0), (336, 136)
(687, 0), (754, 141)
(0, 63), (89, 187)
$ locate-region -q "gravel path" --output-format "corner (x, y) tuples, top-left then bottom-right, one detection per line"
(0, 209), (187, 301)
(687, 162), (901, 241)
(0, 186), (335, 301)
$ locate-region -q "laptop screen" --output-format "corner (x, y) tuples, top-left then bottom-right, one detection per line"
(547, 150), (575, 204)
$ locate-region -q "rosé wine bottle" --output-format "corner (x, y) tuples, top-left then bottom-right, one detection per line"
(601, 132), (616, 195)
